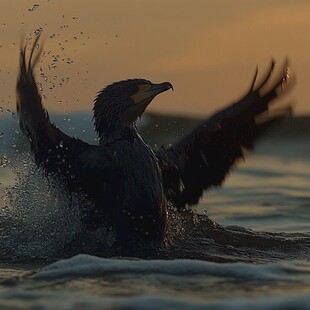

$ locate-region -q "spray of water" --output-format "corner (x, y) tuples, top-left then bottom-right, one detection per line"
(0, 153), (85, 260)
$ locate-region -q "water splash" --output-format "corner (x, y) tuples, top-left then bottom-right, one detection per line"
(0, 119), (116, 261)
(0, 155), (84, 260)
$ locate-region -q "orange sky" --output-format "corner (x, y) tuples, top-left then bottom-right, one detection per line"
(0, 0), (309, 116)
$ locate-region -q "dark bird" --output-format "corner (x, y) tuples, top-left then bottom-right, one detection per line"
(16, 36), (294, 250)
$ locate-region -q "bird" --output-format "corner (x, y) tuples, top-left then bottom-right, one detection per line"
(16, 35), (294, 251)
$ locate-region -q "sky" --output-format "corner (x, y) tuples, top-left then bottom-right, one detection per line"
(0, 0), (309, 116)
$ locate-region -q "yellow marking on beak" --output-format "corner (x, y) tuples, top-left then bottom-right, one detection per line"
(131, 84), (152, 104)
(131, 82), (173, 104)
(138, 84), (152, 92)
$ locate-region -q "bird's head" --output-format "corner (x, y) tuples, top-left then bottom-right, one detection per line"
(93, 79), (173, 141)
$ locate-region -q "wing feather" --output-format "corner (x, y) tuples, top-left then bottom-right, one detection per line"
(156, 61), (295, 210)
(16, 36), (110, 194)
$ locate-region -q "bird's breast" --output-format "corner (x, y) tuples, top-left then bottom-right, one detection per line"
(111, 139), (164, 203)
(99, 138), (168, 242)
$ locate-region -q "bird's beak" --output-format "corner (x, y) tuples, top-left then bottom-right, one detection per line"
(122, 81), (173, 124)
(131, 82), (173, 104)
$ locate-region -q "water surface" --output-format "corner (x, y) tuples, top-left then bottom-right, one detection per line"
(0, 112), (309, 308)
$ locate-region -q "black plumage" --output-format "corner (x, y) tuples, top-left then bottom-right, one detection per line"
(16, 36), (294, 248)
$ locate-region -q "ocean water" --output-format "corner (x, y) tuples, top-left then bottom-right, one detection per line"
(0, 111), (310, 309)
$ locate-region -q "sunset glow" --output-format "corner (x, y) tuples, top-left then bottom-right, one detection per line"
(0, 0), (309, 116)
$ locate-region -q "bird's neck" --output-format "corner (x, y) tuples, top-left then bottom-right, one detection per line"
(99, 124), (138, 145)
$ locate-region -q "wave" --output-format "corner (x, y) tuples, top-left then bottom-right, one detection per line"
(1, 254), (310, 309)
(34, 254), (310, 281)
(0, 290), (309, 310)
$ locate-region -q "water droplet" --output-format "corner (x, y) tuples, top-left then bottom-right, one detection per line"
(28, 4), (39, 12)
(59, 140), (64, 148)
(34, 27), (43, 35)
(0, 132), (4, 138)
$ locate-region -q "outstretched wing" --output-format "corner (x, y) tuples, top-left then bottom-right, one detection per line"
(16, 35), (109, 194)
(156, 61), (295, 210)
